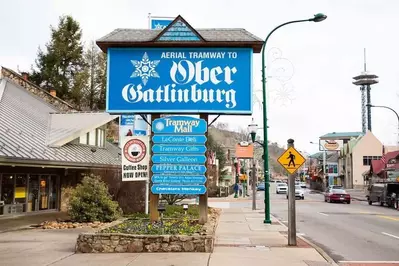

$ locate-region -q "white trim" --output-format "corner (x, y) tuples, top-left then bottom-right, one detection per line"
(0, 79), (7, 102)
(47, 114), (118, 147)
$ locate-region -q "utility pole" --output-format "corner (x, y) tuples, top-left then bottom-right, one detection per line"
(287, 139), (297, 246)
(252, 158), (257, 210)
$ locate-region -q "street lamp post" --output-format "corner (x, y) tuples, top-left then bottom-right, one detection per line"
(310, 141), (327, 186)
(248, 118), (258, 210)
(262, 13), (327, 224)
(367, 104), (399, 147)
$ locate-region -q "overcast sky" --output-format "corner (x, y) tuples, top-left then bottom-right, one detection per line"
(1, 0), (398, 154)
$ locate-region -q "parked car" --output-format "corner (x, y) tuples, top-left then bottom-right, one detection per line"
(300, 182), (307, 189)
(257, 183), (265, 191)
(324, 188), (350, 204)
(367, 183), (399, 208)
(276, 183), (288, 194)
(286, 185), (305, 200)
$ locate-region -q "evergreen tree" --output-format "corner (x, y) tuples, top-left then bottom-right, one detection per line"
(30, 15), (85, 101)
(83, 42), (107, 110)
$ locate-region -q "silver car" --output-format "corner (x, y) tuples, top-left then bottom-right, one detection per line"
(286, 185), (305, 200)
(276, 183), (288, 194)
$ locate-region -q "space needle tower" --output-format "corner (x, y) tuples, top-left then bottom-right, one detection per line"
(352, 49), (379, 133)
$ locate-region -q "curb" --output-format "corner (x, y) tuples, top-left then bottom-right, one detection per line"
(297, 234), (338, 266)
(352, 197), (367, 202)
(272, 215), (338, 266)
(0, 225), (34, 234)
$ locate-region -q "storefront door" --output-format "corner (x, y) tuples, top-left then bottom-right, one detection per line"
(39, 175), (58, 210)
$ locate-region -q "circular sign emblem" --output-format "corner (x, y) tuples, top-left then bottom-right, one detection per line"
(123, 139), (147, 163)
(324, 140), (339, 150)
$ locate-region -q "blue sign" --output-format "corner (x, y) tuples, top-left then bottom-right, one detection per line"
(158, 19), (200, 41)
(151, 185), (206, 195)
(152, 155), (206, 164)
(151, 19), (173, 30)
(152, 164), (206, 174)
(134, 130), (147, 136)
(152, 175), (206, 184)
(152, 135), (207, 144)
(152, 116), (207, 134)
(106, 47), (252, 114)
(121, 114), (135, 125)
(152, 144), (206, 154)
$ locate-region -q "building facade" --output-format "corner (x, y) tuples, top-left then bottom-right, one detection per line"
(0, 67), (145, 216)
(339, 131), (383, 189)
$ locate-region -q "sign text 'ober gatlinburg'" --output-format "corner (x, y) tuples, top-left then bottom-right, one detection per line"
(122, 52), (238, 109)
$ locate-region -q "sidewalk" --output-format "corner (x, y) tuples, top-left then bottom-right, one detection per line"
(210, 207), (333, 266)
(0, 207), (335, 266)
(0, 211), (69, 233)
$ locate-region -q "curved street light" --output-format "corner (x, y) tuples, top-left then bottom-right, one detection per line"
(367, 104), (399, 146)
(262, 13), (327, 224)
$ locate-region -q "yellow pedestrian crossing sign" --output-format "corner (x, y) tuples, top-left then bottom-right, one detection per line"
(277, 147), (305, 174)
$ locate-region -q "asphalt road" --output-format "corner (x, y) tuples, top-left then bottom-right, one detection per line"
(261, 186), (399, 263)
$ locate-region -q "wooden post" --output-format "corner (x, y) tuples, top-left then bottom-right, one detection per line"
(199, 114), (209, 224)
(149, 114), (160, 222)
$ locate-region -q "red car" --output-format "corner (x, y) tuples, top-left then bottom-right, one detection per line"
(324, 188), (351, 204)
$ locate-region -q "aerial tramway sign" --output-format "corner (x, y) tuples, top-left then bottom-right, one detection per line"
(106, 48), (252, 114)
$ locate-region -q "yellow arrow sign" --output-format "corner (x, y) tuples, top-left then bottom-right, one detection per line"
(277, 147), (306, 174)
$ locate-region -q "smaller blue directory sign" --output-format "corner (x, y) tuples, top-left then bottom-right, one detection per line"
(152, 144), (206, 154)
(152, 175), (206, 184)
(152, 135), (207, 144)
(152, 155), (206, 164)
(151, 116), (207, 195)
(152, 116), (207, 134)
(151, 185), (206, 195)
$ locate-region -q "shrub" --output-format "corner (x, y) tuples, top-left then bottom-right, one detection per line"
(68, 174), (122, 222)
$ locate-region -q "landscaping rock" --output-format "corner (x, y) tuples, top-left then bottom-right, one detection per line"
(127, 240), (144, 252)
(182, 241), (195, 252)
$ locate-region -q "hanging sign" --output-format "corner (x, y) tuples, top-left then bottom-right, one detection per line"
(122, 136), (150, 181)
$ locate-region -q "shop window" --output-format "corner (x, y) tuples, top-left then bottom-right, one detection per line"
(1, 175), (14, 204)
(28, 175), (39, 212)
(15, 175), (27, 204)
(363, 156), (382, 166)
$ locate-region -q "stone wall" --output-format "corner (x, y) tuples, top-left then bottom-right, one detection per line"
(76, 233), (214, 253)
(1, 67), (76, 112)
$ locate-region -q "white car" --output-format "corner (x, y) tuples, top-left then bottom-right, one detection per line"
(276, 183), (288, 194)
(286, 185), (305, 200)
(300, 182), (307, 189)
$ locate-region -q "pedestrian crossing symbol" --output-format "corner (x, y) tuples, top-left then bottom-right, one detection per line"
(277, 147), (305, 174)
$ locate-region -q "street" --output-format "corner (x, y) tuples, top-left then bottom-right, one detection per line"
(262, 186), (399, 263)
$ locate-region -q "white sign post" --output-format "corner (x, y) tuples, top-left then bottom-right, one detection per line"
(122, 136), (150, 214)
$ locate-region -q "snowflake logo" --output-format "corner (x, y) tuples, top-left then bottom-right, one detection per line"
(154, 23), (166, 29)
(155, 122), (165, 131)
(131, 52), (160, 85)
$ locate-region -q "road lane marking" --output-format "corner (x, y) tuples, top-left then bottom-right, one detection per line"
(378, 215), (399, 221)
(318, 212), (329, 216)
(382, 232), (399, 240)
